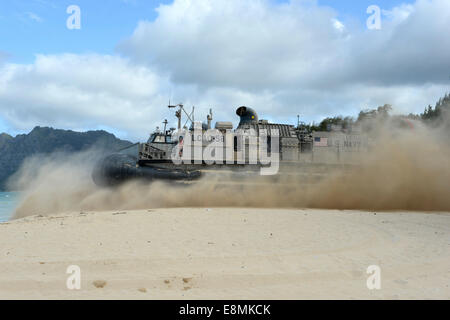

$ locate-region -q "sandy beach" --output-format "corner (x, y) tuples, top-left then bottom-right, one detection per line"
(0, 207), (448, 299)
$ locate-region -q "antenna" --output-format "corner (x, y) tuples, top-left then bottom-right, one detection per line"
(163, 119), (168, 134)
(168, 103), (195, 129)
(207, 108), (213, 129)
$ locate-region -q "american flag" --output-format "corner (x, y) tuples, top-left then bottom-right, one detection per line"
(314, 137), (328, 147)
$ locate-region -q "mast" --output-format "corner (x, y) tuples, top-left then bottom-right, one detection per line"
(168, 103), (195, 129)
(163, 119), (168, 134)
(207, 109), (213, 129)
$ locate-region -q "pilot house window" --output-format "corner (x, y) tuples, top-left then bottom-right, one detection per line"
(153, 135), (165, 143)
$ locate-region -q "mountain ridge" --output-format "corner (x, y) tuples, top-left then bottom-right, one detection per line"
(0, 126), (132, 190)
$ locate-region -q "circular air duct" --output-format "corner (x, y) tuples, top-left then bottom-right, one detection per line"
(236, 106), (258, 125)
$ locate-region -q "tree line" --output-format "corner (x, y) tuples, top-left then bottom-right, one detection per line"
(299, 93), (450, 132)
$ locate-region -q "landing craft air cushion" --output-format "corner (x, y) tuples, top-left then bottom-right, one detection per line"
(92, 104), (368, 187)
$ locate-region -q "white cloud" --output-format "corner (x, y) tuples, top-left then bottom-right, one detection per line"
(0, 54), (172, 140)
(382, 4), (415, 24)
(332, 18), (345, 32)
(116, 0), (450, 125)
(25, 12), (43, 23)
(0, 53), (445, 141)
(121, 0), (450, 89)
(120, 0), (344, 91)
(1, 0), (449, 140)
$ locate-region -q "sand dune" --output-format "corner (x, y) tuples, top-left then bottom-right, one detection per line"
(0, 208), (448, 299)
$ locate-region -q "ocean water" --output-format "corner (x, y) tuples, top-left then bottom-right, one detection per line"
(0, 192), (20, 222)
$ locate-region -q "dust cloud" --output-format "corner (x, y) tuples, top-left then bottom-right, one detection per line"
(9, 117), (450, 219)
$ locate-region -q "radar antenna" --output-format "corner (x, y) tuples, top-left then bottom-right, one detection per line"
(168, 103), (195, 129)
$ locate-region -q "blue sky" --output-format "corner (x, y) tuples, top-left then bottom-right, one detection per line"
(0, 0), (165, 63)
(0, 0), (448, 140)
(1, 0), (410, 64)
